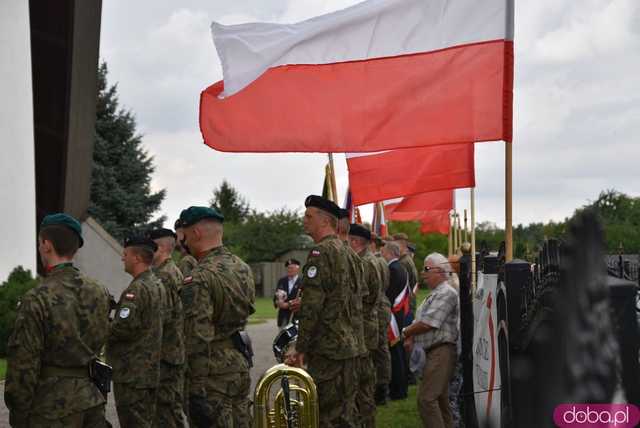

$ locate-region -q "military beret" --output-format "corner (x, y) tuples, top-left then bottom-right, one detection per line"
(338, 208), (350, 220)
(407, 243), (416, 253)
(174, 218), (183, 230)
(148, 228), (177, 240)
(123, 234), (158, 252)
(304, 195), (341, 218)
(284, 258), (301, 267)
(392, 232), (409, 241)
(41, 213), (84, 248)
(180, 206), (224, 227)
(349, 223), (371, 241)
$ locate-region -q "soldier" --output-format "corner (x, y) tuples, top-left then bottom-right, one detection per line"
(108, 235), (164, 428)
(179, 206), (255, 428)
(149, 228), (186, 427)
(348, 223), (382, 428)
(290, 195), (361, 427)
(4, 213), (111, 427)
(370, 234), (392, 405)
(174, 219), (198, 276)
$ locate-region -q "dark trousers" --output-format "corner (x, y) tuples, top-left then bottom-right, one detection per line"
(389, 343), (408, 400)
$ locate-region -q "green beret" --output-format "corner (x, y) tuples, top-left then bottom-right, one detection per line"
(123, 234), (158, 252)
(41, 213), (84, 248)
(180, 206), (224, 227)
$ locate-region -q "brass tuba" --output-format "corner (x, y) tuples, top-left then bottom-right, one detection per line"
(253, 363), (319, 428)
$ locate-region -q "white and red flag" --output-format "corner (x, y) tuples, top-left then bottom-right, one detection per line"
(200, 0), (514, 153)
(347, 143), (474, 206)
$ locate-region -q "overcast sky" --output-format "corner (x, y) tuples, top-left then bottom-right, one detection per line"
(99, 0), (639, 228)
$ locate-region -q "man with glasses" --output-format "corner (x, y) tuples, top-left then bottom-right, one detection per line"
(401, 253), (459, 428)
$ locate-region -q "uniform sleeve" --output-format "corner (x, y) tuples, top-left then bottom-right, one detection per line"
(109, 282), (145, 341)
(363, 259), (381, 306)
(4, 292), (45, 426)
(296, 249), (327, 354)
(181, 270), (216, 379)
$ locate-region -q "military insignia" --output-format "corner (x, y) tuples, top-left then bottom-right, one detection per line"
(307, 266), (318, 278)
(310, 249), (320, 257)
(119, 307), (131, 319)
(125, 293), (135, 300)
(184, 276), (193, 284)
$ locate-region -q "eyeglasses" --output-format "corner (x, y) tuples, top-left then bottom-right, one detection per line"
(423, 266), (440, 272)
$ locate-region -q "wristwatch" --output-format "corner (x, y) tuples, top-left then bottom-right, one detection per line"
(401, 327), (409, 340)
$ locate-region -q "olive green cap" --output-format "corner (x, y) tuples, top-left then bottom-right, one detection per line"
(40, 213), (84, 248)
(180, 206), (225, 227)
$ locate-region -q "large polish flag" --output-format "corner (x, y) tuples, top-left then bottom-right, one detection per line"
(419, 210), (452, 235)
(200, 0), (514, 153)
(347, 143), (474, 206)
(385, 190), (454, 222)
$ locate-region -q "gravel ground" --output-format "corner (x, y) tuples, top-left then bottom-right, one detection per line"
(0, 320), (279, 427)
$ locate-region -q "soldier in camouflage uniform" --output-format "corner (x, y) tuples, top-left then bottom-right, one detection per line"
(179, 206), (255, 428)
(370, 234), (392, 405)
(291, 196), (361, 428)
(174, 219), (198, 276)
(4, 213), (111, 428)
(108, 235), (164, 428)
(150, 228), (186, 427)
(348, 223), (382, 428)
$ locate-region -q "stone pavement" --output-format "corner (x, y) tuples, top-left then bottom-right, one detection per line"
(0, 320), (279, 427)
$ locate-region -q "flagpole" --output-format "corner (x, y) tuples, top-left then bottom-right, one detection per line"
(505, 141), (513, 261)
(448, 212), (453, 257)
(471, 187), (476, 291)
(328, 153), (338, 204)
(463, 209), (468, 243)
(452, 211), (458, 254)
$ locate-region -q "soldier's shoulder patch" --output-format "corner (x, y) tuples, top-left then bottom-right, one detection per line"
(124, 292), (135, 300)
(307, 266), (318, 278)
(310, 249), (321, 257)
(183, 276), (193, 284)
(119, 307), (131, 319)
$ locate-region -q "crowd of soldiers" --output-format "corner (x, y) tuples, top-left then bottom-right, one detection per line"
(3, 193), (453, 428)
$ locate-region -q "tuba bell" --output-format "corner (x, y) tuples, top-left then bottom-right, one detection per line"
(253, 322), (319, 428)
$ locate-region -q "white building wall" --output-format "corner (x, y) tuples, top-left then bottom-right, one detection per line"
(75, 217), (131, 298)
(0, 0), (37, 280)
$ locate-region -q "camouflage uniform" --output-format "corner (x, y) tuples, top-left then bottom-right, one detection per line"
(181, 246), (255, 428)
(108, 269), (164, 428)
(372, 255), (392, 400)
(4, 263), (111, 428)
(153, 258), (186, 427)
(178, 254), (198, 277)
(297, 235), (362, 428)
(357, 249), (382, 427)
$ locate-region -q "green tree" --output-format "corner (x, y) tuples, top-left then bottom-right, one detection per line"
(0, 267), (38, 357)
(88, 63), (166, 240)
(209, 180), (250, 223)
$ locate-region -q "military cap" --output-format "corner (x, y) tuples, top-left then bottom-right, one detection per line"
(148, 228), (177, 240)
(304, 195), (341, 218)
(180, 206), (225, 227)
(41, 213), (84, 248)
(349, 223), (371, 241)
(174, 218), (183, 230)
(407, 243), (416, 253)
(123, 234), (158, 252)
(338, 208), (350, 220)
(284, 258), (301, 267)
(392, 232), (409, 241)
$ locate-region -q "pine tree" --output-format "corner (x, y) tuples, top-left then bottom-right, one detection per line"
(88, 63), (166, 240)
(209, 180), (250, 223)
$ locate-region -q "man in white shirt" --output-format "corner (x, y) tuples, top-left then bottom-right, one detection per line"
(274, 258), (302, 329)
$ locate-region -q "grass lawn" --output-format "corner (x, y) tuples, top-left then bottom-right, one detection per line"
(0, 358), (6, 381)
(376, 385), (420, 427)
(249, 296), (277, 324)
